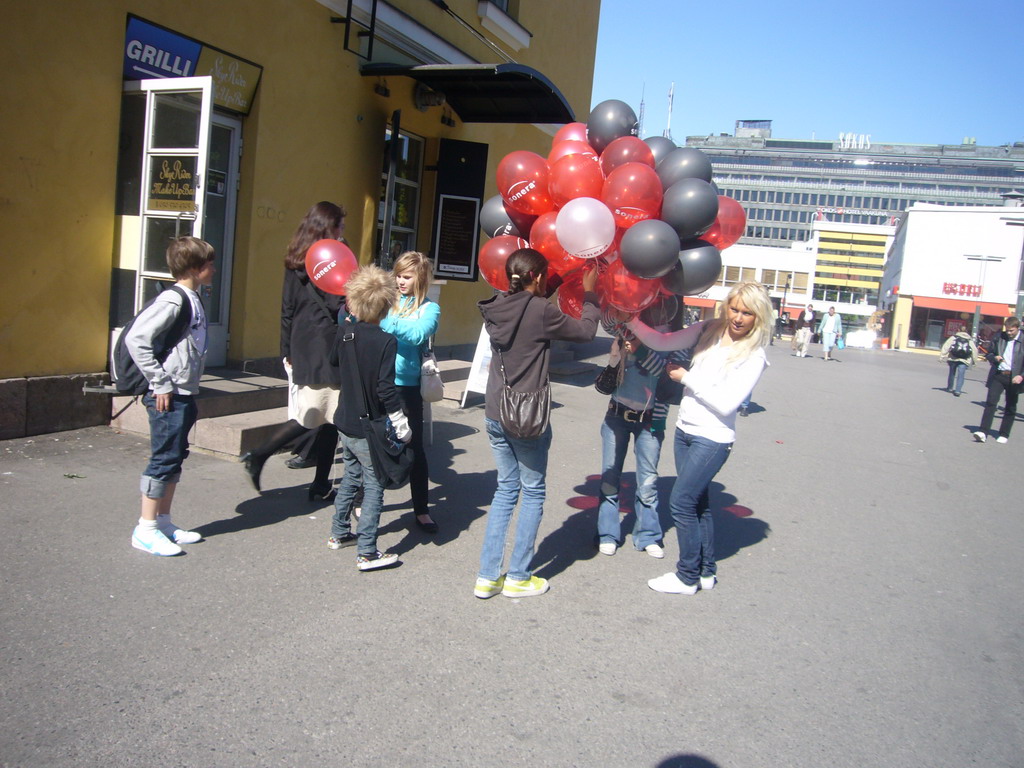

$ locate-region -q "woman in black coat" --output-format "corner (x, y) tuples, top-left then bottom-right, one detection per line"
(242, 201), (345, 499)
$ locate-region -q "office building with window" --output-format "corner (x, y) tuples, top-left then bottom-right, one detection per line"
(687, 121), (1024, 249)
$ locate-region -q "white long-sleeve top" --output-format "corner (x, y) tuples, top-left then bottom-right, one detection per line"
(627, 319), (767, 444)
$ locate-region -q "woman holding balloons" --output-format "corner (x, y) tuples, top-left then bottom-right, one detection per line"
(242, 201), (348, 500)
(473, 249), (599, 599)
(626, 281), (772, 596)
(380, 251), (441, 534)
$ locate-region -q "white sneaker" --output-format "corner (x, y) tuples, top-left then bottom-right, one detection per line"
(644, 544), (665, 559)
(700, 575), (717, 591)
(648, 572), (698, 595)
(131, 526), (182, 556)
(158, 521), (203, 545)
(972, 431), (987, 443)
(996, 436), (1009, 444)
(598, 541), (617, 556)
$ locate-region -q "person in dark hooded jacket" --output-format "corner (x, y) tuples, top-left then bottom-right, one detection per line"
(473, 248), (599, 599)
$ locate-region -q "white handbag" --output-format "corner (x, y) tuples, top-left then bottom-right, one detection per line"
(420, 350), (444, 403)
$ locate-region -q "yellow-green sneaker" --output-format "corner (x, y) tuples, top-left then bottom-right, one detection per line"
(474, 575), (505, 599)
(501, 575), (549, 598)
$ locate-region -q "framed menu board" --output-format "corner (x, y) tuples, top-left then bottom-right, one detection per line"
(433, 194), (480, 282)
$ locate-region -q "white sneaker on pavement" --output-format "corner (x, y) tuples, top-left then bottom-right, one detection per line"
(644, 544), (665, 559)
(972, 431), (987, 443)
(700, 575), (717, 591)
(648, 572), (698, 595)
(131, 526), (182, 556)
(599, 541), (617, 556)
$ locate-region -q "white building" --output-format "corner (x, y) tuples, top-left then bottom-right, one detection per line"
(881, 203), (1024, 350)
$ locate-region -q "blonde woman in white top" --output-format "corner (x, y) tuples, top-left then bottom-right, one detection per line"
(627, 281), (772, 595)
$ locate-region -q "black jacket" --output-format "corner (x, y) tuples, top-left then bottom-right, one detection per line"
(280, 268), (344, 387)
(477, 289), (600, 422)
(985, 331), (1024, 382)
(329, 319), (403, 438)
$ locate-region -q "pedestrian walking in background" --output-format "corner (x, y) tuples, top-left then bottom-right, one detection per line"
(474, 249), (599, 599)
(817, 306), (843, 361)
(380, 251), (442, 534)
(126, 236), (215, 556)
(792, 304), (814, 357)
(938, 329), (978, 397)
(973, 316), (1023, 444)
(627, 281), (771, 596)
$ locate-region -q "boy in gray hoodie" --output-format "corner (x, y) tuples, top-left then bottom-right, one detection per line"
(126, 236), (215, 556)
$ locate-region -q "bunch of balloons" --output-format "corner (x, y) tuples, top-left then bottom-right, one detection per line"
(478, 99), (747, 317)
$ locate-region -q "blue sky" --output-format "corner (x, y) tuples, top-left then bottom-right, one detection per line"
(591, 0), (1024, 147)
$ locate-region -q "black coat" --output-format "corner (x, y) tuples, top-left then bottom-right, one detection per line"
(280, 268), (344, 388)
(985, 331), (1024, 383)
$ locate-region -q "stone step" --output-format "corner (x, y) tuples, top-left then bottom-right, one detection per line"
(110, 368), (288, 451)
(109, 336), (613, 457)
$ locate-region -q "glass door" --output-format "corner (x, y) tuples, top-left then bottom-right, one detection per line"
(200, 113), (241, 365)
(120, 77), (218, 344)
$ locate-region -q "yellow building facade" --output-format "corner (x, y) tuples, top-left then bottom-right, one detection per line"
(0, 0), (600, 436)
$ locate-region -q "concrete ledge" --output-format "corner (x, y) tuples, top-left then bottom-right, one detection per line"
(12, 374), (110, 437)
(0, 378), (29, 439)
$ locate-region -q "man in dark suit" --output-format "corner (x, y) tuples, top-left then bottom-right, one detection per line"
(974, 316), (1024, 443)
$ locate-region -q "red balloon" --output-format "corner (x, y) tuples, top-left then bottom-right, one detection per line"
(479, 236), (527, 292)
(701, 196), (747, 250)
(553, 122), (590, 145)
(601, 162), (663, 229)
(547, 139), (598, 167)
(305, 239), (357, 296)
(597, 257), (661, 313)
(497, 151), (553, 216)
(548, 154), (605, 208)
(557, 268), (586, 319)
(600, 136), (655, 176)
(530, 211), (585, 278)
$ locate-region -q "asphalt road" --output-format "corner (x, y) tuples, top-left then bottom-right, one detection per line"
(1, 344), (1021, 767)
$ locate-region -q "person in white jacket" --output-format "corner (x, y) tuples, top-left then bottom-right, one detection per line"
(627, 281), (772, 595)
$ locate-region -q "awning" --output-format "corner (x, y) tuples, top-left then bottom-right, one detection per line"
(912, 295), (1012, 317)
(682, 297), (717, 309)
(360, 62), (574, 124)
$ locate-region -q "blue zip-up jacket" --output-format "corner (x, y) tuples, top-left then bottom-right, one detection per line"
(380, 296), (441, 386)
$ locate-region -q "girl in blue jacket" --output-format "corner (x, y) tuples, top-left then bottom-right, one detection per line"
(381, 251), (441, 533)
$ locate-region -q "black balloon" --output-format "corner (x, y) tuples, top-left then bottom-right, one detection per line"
(587, 99), (638, 155)
(619, 219), (680, 279)
(479, 194), (520, 238)
(661, 178), (719, 240)
(645, 136), (677, 167)
(662, 240), (722, 296)
(656, 147), (713, 188)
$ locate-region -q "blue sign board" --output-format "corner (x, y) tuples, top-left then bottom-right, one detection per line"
(124, 16), (201, 80)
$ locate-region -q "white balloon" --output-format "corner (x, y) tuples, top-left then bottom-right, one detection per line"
(555, 197), (616, 259)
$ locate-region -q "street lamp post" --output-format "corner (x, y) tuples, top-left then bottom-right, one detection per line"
(778, 274), (791, 339)
(965, 254), (1005, 336)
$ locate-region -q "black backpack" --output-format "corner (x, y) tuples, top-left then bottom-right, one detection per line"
(949, 336), (972, 361)
(111, 286), (193, 395)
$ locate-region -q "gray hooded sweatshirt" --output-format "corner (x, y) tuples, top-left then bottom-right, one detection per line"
(477, 289), (600, 422)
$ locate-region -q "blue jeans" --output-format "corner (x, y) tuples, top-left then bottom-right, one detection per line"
(140, 393), (197, 498)
(331, 431), (385, 556)
(669, 428), (732, 586)
(478, 417), (552, 582)
(597, 410), (664, 549)
(946, 361), (967, 394)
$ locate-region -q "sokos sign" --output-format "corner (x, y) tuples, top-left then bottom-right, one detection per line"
(838, 132), (872, 150)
